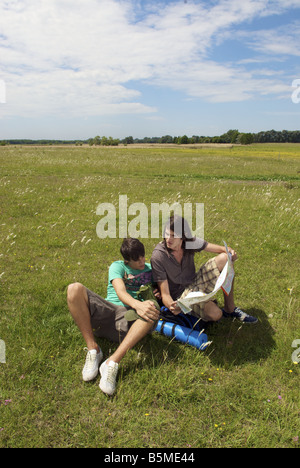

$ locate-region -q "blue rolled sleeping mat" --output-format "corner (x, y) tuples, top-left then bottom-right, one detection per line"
(155, 307), (209, 350)
(134, 283), (210, 350)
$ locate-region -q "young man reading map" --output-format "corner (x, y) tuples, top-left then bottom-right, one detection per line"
(67, 238), (159, 396)
(151, 215), (258, 326)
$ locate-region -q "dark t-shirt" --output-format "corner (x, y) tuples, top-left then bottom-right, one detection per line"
(150, 238), (208, 300)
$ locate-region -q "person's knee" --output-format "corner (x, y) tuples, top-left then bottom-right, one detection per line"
(215, 252), (227, 272)
(203, 302), (222, 321)
(67, 282), (85, 304)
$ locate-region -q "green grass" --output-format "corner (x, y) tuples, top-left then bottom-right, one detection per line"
(0, 143), (299, 448)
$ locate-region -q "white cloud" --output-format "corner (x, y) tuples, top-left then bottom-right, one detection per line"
(0, 0), (299, 119)
(245, 21), (300, 56)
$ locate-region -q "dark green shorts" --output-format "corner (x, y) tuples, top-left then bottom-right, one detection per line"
(86, 288), (131, 343)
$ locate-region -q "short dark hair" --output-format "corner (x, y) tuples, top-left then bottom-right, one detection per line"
(163, 215), (195, 251)
(120, 238), (145, 262)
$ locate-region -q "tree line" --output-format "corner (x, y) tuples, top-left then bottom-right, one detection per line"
(1, 129), (300, 146)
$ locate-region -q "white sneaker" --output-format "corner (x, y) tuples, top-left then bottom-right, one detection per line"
(82, 348), (103, 382)
(99, 360), (119, 396)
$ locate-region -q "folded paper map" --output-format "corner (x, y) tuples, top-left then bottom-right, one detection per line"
(177, 241), (235, 314)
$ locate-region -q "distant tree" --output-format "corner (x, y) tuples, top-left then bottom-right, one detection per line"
(238, 133), (254, 145)
(93, 135), (102, 145)
(219, 129), (239, 143)
(100, 136), (108, 146)
(102, 136), (119, 146)
(179, 135), (189, 144)
(160, 135), (173, 144)
(212, 136), (220, 143)
(123, 136), (134, 144)
(109, 137), (120, 146)
(226, 129), (240, 144)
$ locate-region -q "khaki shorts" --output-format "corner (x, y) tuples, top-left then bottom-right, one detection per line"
(179, 257), (220, 318)
(86, 288), (132, 343)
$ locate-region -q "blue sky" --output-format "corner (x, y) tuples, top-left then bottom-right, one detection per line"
(1, 0), (300, 140)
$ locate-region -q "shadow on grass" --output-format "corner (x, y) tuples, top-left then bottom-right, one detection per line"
(204, 308), (276, 367)
(96, 308), (276, 376)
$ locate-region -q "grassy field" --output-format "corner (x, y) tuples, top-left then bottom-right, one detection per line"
(0, 143), (299, 448)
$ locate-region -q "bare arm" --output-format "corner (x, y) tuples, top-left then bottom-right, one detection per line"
(158, 279), (182, 315)
(111, 278), (159, 322)
(204, 242), (238, 261)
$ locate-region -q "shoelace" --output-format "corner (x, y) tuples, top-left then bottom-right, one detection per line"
(84, 350), (97, 370)
(234, 307), (247, 321)
(105, 364), (118, 385)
